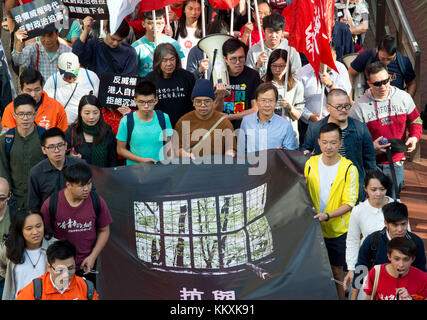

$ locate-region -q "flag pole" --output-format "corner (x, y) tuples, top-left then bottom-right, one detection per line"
(165, 6), (170, 28)
(152, 10), (158, 46)
(230, 8), (234, 35)
(283, 46), (292, 97)
(319, 64), (327, 119)
(201, 0), (207, 79)
(247, 0), (252, 49)
(253, 0), (264, 52)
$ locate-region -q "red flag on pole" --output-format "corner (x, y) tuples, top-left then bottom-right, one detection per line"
(288, 0), (337, 79)
(140, 0), (186, 12)
(208, 0), (240, 10)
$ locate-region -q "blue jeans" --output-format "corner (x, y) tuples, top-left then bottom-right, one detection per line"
(377, 161), (405, 200)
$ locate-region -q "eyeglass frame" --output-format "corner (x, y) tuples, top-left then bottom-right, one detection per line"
(327, 102), (352, 111)
(49, 263), (76, 273)
(43, 142), (67, 152)
(193, 98), (213, 106)
(369, 76), (391, 87)
(14, 111), (36, 119)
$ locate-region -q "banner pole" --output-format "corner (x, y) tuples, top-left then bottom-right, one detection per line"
(247, 0), (251, 49)
(152, 10), (158, 46)
(165, 5), (170, 27)
(283, 46), (292, 97)
(319, 64), (327, 119)
(253, 0), (264, 52)
(230, 7), (234, 36)
(201, 0), (207, 79)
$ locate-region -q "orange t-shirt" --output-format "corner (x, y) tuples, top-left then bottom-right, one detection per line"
(16, 273), (99, 300)
(1, 92), (68, 133)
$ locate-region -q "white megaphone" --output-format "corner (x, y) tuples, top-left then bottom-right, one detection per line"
(198, 33), (234, 87)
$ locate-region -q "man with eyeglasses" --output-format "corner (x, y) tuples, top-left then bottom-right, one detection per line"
(17, 240), (99, 300)
(175, 79), (236, 159)
(116, 79), (173, 165)
(301, 89), (376, 202)
(351, 62), (422, 200)
(1, 68), (68, 134)
(216, 38), (261, 130)
(237, 82), (296, 154)
(0, 94), (47, 211)
(27, 127), (85, 213)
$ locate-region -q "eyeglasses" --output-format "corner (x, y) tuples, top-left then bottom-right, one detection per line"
(136, 99), (156, 107)
(14, 112), (36, 119)
(161, 56), (176, 64)
(50, 264), (76, 273)
(43, 142), (66, 151)
(328, 103), (352, 111)
(370, 77), (390, 87)
(270, 64), (286, 69)
(258, 98), (276, 105)
(228, 56), (245, 64)
(194, 99), (213, 106)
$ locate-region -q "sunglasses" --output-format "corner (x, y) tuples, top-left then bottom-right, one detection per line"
(370, 77), (390, 87)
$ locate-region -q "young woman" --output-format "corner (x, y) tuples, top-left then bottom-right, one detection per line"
(65, 95), (118, 167)
(343, 170), (394, 298)
(175, 0), (203, 69)
(0, 210), (56, 300)
(265, 49), (305, 147)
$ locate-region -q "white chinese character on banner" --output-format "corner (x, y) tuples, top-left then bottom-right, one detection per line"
(180, 288), (204, 300)
(212, 290), (236, 300)
(305, 3), (322, 61)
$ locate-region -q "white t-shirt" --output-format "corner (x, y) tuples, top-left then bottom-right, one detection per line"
(177, 27), (199, 69)
(14, 248), (47, 298)
(318, 155), (340, 213)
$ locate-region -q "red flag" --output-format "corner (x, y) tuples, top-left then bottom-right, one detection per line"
(288, 0), (337, 79)
(208, 0), (240, 10)
(281, 3), (292, 33)
(140, 0), (186, 12)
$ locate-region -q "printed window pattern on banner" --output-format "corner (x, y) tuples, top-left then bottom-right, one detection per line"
(134, 184), (274, 274)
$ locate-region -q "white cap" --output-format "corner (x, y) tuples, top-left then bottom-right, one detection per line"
(58, 52), (80, 78)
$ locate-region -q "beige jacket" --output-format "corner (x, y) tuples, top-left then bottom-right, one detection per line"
(0, 237), (57, 300)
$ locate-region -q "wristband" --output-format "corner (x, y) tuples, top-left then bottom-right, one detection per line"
(325, 213), (330, 221)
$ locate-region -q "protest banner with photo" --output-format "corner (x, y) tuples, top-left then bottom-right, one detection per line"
(11, 0), (65, 39)
(92, 150), (338, 300)
(62, 0), (109, 19)
(98, 73), (141, 109)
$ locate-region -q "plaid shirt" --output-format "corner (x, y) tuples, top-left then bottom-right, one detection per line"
(12, 41), (72, 81)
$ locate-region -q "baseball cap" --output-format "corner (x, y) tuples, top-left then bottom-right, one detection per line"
(58, 52), (80, 78)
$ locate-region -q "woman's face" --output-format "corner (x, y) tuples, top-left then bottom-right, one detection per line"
(365, 178), (387, 205)
(270, 58), (287, 80)
(184, 1), (201, 23)
(81, 104), (101, 127)
(22, 214), (44, 249)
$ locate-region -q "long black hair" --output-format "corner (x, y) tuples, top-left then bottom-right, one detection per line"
(177, 0), (203, 39)
(265, 49), (295, 91)
(5, 210), (52, 265)
(70, 94), (109, 148)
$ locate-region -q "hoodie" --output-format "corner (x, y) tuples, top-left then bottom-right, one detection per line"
(350, 86), (422, 164)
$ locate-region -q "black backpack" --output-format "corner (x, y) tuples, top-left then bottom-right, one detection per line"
(48, 190), (101, 230)
(126, 110), (167, 150)
(32, 277), (95, 300)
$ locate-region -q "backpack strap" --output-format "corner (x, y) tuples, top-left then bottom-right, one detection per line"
(84, 279), (95, 300)
(89, 190), (101, 221)
(126, 112), (135, 150)
(4, 127), (16, 161)
(344, 163), (353, 183)
(49, 191), (60, 230)
(370, 264), (381, 300)
(35, 43), (40, 71)
(395, 52), (407, 86)
(33, 278), (43, 300)
(369, 230), (381, 270)
(154, 110), (167, 146)
(85, 68), (94, 90)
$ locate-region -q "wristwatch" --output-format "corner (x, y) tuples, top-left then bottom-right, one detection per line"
(325, 213), (330, 221)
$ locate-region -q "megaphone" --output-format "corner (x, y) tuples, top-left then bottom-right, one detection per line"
(198, 33), (234, 87)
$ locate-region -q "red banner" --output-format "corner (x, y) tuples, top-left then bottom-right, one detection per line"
(208, 0), (240, 10)
(139, 0), (186, 12)
(288, 0), (337, 78)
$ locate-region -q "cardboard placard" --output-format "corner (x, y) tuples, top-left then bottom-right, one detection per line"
(11, 0), (65, 39)
(99, 73), (141, 109)
(62, 0), (109, 19)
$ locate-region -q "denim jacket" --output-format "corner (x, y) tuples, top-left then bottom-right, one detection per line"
(301, 116), (376, 202)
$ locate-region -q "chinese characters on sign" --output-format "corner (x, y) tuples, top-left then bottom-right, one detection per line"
(99, 74), (140, 109)
(180, 287), (236, 300)
(62, 0), (109, 19)
(11, 0), (64, 39)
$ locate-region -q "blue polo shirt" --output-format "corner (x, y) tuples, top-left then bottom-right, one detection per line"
(237, 112), (296, 154)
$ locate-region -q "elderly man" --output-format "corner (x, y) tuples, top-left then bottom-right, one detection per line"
(175, 79), (236, 159)
(237, 82), (296, 154)
(44, 52), (100, 124)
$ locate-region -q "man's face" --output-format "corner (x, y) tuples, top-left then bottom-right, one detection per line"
(193, 96), (214, 119)
(135, 94), (158, 114)
(385, 219), (408, 238)
(48, 257), (76, 291)
(326, 95), (352, 123)
(264, 28), (283, 48)
(253, 3), (271, 27)
(160, 53), (177, 77)
(367, 69), (391, 98)
(224, 47), (246, 76)
(42, 136), (67, 163)
(378, 49), (396, 66)
(22, 81), (43, 104)
(142, 18), (166, 37)
(104, 32), (124, 49)
(318, 130), (342, 158)
(257, 89), (276, 120)
(39, 31), (59, 52)
(387, 249), (415, 277)
(13, 104), (36, 131)
(66, 180), (92, 201)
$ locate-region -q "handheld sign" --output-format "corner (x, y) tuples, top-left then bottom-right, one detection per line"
(62, 0), (109, 20)
(11, 0), (65, 39)
(98, 73), (141, 109)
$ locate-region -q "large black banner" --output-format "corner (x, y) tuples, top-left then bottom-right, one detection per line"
(92, 150), (338, 300)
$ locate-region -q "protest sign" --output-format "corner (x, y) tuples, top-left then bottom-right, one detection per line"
(98, 73), (140, 109)
(62, 0), (109, 19)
